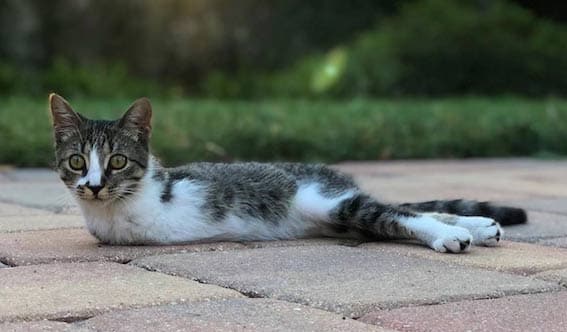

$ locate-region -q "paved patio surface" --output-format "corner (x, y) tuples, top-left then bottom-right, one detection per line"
(0, 159), (566, 331)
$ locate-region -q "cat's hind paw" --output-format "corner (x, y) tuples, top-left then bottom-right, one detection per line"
(431, 226), (473, 253)
(455, 216), (502, 247)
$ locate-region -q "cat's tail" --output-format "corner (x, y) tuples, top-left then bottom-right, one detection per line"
(399, 199), (527, 225)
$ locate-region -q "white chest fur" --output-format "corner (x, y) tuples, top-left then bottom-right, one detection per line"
(79, 172), (210, 244)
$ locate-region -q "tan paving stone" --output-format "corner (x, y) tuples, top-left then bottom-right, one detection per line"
(0, 228), (250, 266)
(0, 203), (53, 217)
(132, 246), (559, 318)
(0, 262), (242, 322)
(78, 299), (388, 332)
(360, 291), (567, 332)
(0, 321), (81, 332)
(0, 215), (84, 233)
(360, 240), (567, 275)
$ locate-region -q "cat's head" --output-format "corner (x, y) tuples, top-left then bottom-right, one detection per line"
(49, 94), (152, 203)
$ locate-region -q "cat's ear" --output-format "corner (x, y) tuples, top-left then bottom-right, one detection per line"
(119, 97), (152, 138)
(49, 93), (84, 142)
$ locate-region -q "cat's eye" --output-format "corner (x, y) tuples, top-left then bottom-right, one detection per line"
(109, 154), (127, 170)
(68, 154), (85, 171)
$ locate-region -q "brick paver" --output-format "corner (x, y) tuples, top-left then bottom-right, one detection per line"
(360, 240), (567, 275)
(0, 321), (81, 332)
(360, 291), (567, 332)
(77, 299), (388, 332)
(132, 246), (559, 318)
(534, 268), (567, 287)
(0, 228), (357, 266)
(503, 211), (567, 242)
(0, 182), (75, 212)
(0, 202), (53, 217)
(506, 197), (567, 215)
(0, 228), (249, 265)
(537, 236), (567, 248)
(0, 215), (83, 233)
(0, 160), (566, 330)
(0, 262), (242, 322)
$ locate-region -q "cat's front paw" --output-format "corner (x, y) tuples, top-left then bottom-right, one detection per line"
(431, 226), (473, 253)
(455, 216), (502, 247)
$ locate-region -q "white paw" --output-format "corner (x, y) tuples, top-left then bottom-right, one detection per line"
(455, 216), (502, 246)
(431, 226), (473, 253)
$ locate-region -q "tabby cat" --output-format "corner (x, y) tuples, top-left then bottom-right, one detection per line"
(49, 94), (526, 253)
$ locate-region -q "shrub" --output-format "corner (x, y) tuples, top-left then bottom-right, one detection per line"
(204, 0), (567, 98)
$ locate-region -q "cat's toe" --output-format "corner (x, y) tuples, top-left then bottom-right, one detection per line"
(473, 222), (502, 247)
(455, 216), (503, 247)
(431, 227), (473, 253)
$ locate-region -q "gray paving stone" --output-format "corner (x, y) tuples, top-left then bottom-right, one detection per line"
(78, 299), (387, 332)
(337, 159), (567, 176)
(534, 268), (567, 287)
(0, 228), (249, 266)
(1, 169), (60, 182)
(132, 246), (559, 318)
(504, 211), (567, 242)
(354, 175), (534, 203)
(0, 202), (53, 217)
(506, 198), (567, 215)
(0, 215), (84, 233)
(360, 292), (567, 332)
(0, 262), (242, 322)
(538, 237), (567, 248)
(0, 182), (76, 212)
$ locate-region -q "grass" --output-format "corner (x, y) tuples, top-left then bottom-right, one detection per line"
(1, 96), (566, 167)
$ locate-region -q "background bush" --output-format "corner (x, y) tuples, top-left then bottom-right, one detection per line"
(1, 0), (567, 98)
(202, 0), (567, 98)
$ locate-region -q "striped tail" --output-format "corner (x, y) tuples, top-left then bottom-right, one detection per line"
(399, 199), (527, 225)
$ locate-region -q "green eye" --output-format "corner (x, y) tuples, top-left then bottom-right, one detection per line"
(69, 154), (85, 171)
(109, 154), (127, 170)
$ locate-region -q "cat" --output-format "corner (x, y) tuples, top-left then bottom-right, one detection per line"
(49, 93), (527, 253)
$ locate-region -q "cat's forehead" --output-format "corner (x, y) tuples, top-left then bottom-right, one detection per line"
(82, 120), (118, 142)
(70, 119), (134, 154)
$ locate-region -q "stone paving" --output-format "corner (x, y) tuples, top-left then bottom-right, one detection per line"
(0, 159), (566, 331)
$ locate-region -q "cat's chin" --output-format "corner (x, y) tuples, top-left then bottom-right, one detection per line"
(76, 196), (115, 204)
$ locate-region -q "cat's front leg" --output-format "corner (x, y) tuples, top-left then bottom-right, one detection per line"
(422, 213), (503, 247)
(398, 215), (474, 253)
(330, 194), (476, 253)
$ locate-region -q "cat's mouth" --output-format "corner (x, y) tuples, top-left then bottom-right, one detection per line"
(75, 186), (112, 202)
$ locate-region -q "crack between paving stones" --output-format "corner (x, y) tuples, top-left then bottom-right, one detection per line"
(135, 263), (266, 299)
(0, 257), (16, 267)
(48, 315), (94, 323)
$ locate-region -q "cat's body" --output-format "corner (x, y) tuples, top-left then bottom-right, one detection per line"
(49, 94), (527, 253)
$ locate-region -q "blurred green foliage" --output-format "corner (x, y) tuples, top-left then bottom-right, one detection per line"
(1, 0), (566, 98)
(203, 0), (567, 98)
(1, 96), (567, 167)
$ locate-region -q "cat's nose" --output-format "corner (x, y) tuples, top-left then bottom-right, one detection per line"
(85, 184), (104, 196)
